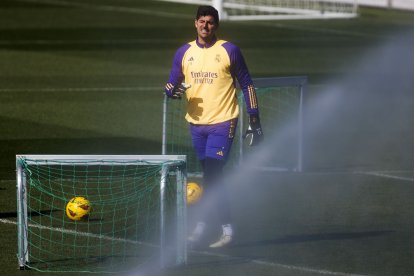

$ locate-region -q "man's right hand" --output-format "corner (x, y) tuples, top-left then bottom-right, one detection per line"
(165, 83), (191, 99)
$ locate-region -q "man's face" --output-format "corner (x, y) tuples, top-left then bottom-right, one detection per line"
(195, 15), (218, 42)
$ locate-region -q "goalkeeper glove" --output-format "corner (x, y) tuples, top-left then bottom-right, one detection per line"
(244, 114), (263, 146)
(165, 83), (191, 99)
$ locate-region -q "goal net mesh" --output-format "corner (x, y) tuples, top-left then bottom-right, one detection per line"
(17, 156), (186, 273)
(233, 84), (303, 171)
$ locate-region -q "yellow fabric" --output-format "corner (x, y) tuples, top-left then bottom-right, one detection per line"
(182, 40), (239, 125)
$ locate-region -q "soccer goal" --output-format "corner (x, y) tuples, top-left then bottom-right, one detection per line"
(16, 155), (187, 273)
(157, 0), (358, 20)
(162, 76), (307, 175)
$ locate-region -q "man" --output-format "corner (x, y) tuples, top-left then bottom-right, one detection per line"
(164, 5), (263, 248)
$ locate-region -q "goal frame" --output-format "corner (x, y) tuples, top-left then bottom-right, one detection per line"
(237, 76), (306, 172)
(16, 154), (187, 271)
(157, 0), (358, 20)
(162, 76), (307, 174)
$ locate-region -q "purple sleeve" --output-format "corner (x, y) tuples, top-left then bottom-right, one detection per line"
(222, 42), (259, 115)
(167, 43), (191, 86)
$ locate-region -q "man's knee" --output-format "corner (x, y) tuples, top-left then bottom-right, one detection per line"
(203, 157), (224, 183)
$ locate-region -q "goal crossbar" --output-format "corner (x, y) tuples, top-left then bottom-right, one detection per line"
(17, 154), (186, 165)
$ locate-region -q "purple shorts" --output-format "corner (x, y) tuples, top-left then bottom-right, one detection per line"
(190, 119), (238, 161)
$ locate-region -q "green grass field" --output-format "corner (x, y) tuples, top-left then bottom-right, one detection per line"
(1, 0), (414, 275)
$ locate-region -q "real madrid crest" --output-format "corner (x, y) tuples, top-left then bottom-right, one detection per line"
(215, 54), (221, 63)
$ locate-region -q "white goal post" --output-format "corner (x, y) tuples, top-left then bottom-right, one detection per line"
(16, 155), (187, 272)
(157, 0), (358, 20)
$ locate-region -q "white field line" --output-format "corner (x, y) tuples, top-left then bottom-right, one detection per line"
(301, 170), (414, 183)
(0, 86), (161, 93)
(237, 20), (388, 39)
(0, 38), (177, 46)
(20, 0), (193, 19)
(1, 218), (365, 276)
(355, 171), (414, 182)
(192, 249), (366, 276)
(0, 218), (156, 248)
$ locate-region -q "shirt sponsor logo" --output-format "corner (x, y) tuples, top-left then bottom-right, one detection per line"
(191, 71), (218, 84)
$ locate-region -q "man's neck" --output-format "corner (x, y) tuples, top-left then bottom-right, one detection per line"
(197, 36), (217, 48)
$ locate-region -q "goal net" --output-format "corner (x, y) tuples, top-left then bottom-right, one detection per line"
(162, 76), (306, 175)
(16, 155), (187, 273)
(157, 0), (358, 20)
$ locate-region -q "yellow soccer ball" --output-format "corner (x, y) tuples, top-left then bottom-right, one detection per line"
(187, 182), (203, 205)
(66, 196), (91, 221)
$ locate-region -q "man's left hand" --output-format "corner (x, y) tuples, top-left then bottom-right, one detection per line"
(244, 114), (263, 146)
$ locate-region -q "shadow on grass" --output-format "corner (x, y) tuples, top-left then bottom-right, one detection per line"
(0, 137), (168, 179)
(0, 209), (59, 219)
(233, 230), (395, 248)
(26, 254), (157, 273)
(0, 113), (195, 179)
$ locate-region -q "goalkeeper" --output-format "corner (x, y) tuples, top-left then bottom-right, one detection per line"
(164, 5), (263, 248)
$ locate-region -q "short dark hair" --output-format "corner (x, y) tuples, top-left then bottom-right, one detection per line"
(196, 5), (219, 25)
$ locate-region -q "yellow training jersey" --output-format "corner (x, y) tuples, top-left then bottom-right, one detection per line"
(165, 38), (259, 125)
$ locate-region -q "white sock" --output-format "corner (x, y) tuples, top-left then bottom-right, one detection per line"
(222, 224), (233, 236)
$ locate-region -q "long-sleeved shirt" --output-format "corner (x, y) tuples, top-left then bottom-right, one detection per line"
(166, 37), (259, 125)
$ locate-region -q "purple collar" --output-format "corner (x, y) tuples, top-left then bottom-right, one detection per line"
(196, 36), (217, 48)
